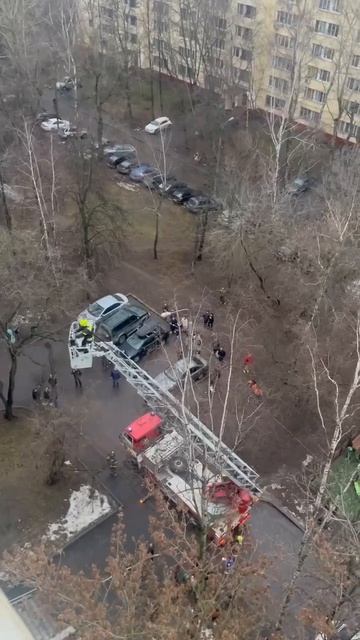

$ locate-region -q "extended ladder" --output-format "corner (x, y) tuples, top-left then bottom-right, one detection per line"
(69, 325), (260, 494)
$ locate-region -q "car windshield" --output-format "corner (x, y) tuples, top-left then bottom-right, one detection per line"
(126, 333), (147, 349)
(87, 302), (104, 317)
(150, 120), (159, 126)
(165, 359), (191, 382)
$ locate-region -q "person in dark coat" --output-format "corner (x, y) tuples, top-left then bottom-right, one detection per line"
(207, 312), (214, 329)
(111, 368), (121, 388)
(71, 368), (82, 388)
(202, 311), (209, 327)
(215, 347), (226, 362)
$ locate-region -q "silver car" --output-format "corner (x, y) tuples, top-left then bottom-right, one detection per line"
(78, 293), (129, 325)
(154, 356), (208, 392)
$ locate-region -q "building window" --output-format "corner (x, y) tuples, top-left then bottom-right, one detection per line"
(305, 87), (326, 103)
(339, 120), (359, 138)
(272, 55), (293, 71)
(100, 6), (114, 18)
(307, 66), (330, 82)
(275, 34), (295, 49)
(130, 33), (137, 43)
(241, 48), (252, 61)
(130, 15), (137, 25)
(276, 11), (297, 26)
(214, 38), (225, 50)
(269, 75), (289, 93)
(265, 94), (286, 110)
(299, 106), (320, 123)
(215, 17), (227, 30)
(178, 45), (185, 56)
(154, 0), (169, 15)
(236, 26), (253, 40)
(233, 46), (240, 57)
(315, 20), (339, 37)
(343, 100), (360, 115)
(237, 3), (256, 19)
(214, 57), (224, 68)
(234, 68), (250, 84)
(347, 77), (360, 92)
(311, 43), (334, 60)
(125, 0), (137, 6)
(352, 55), (360, 68)
(319, 0), (341, 11)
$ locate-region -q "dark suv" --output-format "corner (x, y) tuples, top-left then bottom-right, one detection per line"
(96, 304), (149, 345)
(121, 319), (169, 361)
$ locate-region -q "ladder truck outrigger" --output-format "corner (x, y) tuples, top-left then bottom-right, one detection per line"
(69, 319), (261, 545)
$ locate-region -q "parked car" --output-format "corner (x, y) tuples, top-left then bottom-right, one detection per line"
(116, 157), (139, 175)
(36, 111), (58, 123)
(40, 118), (70, 132)
(154, 355), (208, 392)
(185, 195), (222, 214)
(143, 171), (162, 189)
(171, 185), (196, 204)
(315, 623), (360, 640)
(121, 319), (169, 361)
(96, 304), (150, 346)
(107, 148), (137, 168)
(129, 163), (158, 183)
(78, 293), (129, 325)
(287, 175), (314, 196)
(152, 176), (181, 196)
(103, 143), (136, 157)
(56, 76), (74, 92)
(145, 116), (172, 134)
(58, 126), (87, 141)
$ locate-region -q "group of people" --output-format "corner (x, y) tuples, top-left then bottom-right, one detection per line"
(32, 373), (58, 406)
(202, 311), (215, 329)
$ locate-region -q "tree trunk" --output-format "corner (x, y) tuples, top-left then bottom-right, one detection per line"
(158, 67), (163, 113)
(5, 350), (17, 420)
(0, 167), (12, 232)
(125, 69), (133, 121)
(196, 211), (209, 262)
(153, 212), (159, 260)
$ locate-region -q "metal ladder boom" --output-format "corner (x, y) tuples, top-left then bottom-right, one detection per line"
(85, 337), (260, 494)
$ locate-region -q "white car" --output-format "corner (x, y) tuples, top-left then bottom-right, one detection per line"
(78, 293), (129, 325)
(144, 116), (172, 134)
(40, 118), (70, 132)
(154, 356), (208, 392)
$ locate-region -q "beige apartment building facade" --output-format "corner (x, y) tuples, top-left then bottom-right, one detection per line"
(86, 0), (360, 141)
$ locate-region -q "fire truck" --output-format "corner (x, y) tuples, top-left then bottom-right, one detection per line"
(69, 304), (261, 542)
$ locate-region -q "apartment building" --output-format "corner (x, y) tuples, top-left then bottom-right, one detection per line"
(86, 0), (360, 141)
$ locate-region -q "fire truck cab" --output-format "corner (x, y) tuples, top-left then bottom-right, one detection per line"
(123, 412), (163, 454)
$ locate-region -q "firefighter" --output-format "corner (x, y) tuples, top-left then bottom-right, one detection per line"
(78, 318), (94, 346)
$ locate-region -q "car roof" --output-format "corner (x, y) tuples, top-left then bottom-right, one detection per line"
(136, 319), (163, 337)
(95, 295), (119, 309)
(171, 355), (206, 374)
(100, 304), (147, 329)
(155, 116), (169, 123)
(125, 412), (162, 442)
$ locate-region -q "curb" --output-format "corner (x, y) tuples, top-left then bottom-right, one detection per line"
(60, 504), (119, 552)
(259, 491), (305, 532)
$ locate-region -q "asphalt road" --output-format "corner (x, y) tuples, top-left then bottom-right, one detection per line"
(42, 88), (212, 191)
(0, 330), (312, 633)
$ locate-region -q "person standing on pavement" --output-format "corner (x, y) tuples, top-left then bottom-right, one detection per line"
(195, 333), (202, 356)
(111, 368), (121, 388)
(207, 312), (214, 329)
(202, 311), (209, 327)
(32, 386), (41, 402)
(219, 287), (226, 305)
(215, 347), (226, 362)
(71, 368), (82, 388)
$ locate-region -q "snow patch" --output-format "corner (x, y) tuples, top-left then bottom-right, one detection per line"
(269, 483), (283, 491)
(47, 485), (111, 542)
(117, 181), (138, 192)
(302, 454), (313, 467)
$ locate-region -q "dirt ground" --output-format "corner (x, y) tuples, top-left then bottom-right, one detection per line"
(0, 412), (85, 552)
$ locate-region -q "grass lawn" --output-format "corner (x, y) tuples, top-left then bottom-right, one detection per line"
(0, 413), (83, 552)
(328, 453), (360, 522)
